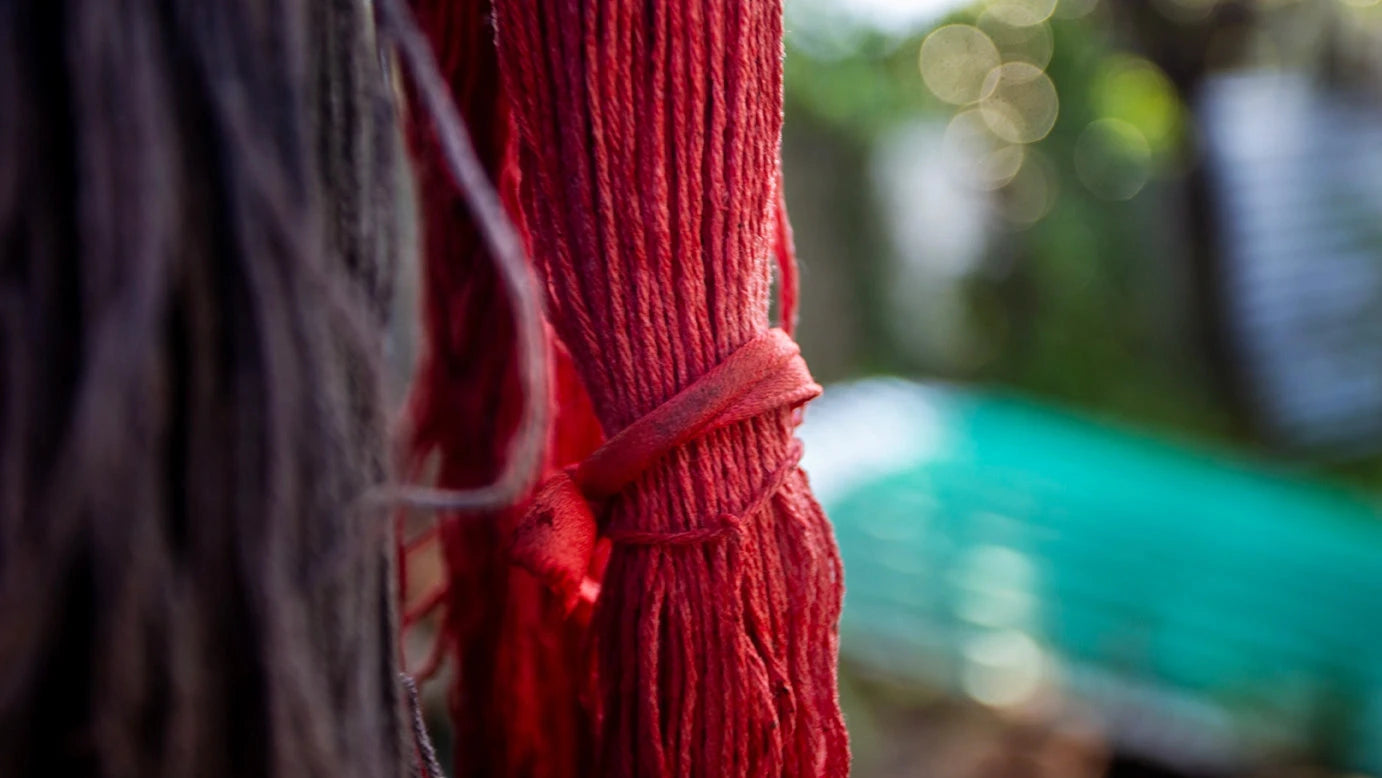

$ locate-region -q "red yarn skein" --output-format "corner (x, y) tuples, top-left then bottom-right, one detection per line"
(492, 0), (850, 774)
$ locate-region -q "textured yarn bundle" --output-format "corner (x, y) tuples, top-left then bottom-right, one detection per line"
(491, 0), (849, 775)
(399, 0), (849, 775)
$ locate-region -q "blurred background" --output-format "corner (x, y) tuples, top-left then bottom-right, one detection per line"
(780, 0), (1382, 775)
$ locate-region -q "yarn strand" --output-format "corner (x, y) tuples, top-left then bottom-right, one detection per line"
(492, 1), (850, 774)
(375, 0), (547, 512)
(387, 1), (598, 775)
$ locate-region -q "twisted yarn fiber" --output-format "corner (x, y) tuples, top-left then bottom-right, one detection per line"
(397, 0), (599, 775)
(493, 0), (849, 774)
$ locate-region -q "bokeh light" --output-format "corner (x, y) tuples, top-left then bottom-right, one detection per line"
(1001, 146), (1059, 222)
(1093, 55), (1183, 154)
(944, 110), (1026, 191)
(980, 62), (1060, 143)
(961, 629), (1050, 708)
(920, 24), (1002, 105)
(979, 12), (1054, 71)
(984, 0), (1059, 27)
(1074, 118), (1152, 201)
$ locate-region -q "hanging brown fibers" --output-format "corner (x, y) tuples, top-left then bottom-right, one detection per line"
(0, 1), (416, 776)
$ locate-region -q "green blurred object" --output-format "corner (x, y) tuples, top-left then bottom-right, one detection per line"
(802, 380), (1382, 774)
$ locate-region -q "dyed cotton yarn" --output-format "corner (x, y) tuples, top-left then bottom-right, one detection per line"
(492, 0), (849, 774)
(392, 0), (849, 774)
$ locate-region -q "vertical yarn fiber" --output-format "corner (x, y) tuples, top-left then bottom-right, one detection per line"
(492, 1), (849, 775)
(397, 1), (598, 775)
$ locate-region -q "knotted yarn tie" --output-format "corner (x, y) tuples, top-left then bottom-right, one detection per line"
(508, 327), (821, 609)
(605, 439), (805, 547)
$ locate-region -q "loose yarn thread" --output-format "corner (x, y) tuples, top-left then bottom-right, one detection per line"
(382, 0), (597, 775)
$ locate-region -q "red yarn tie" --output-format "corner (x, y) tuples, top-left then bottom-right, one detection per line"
(511, 327), (820, 608)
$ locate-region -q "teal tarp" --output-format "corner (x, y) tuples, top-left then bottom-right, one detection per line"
(801, 380), (1382, 772)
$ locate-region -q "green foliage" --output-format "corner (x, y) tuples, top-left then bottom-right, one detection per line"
(785, 6), (1234, 442)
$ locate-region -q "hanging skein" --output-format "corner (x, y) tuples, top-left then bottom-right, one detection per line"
(394, 0), (599, 775)
(492, 0), (850, 774)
